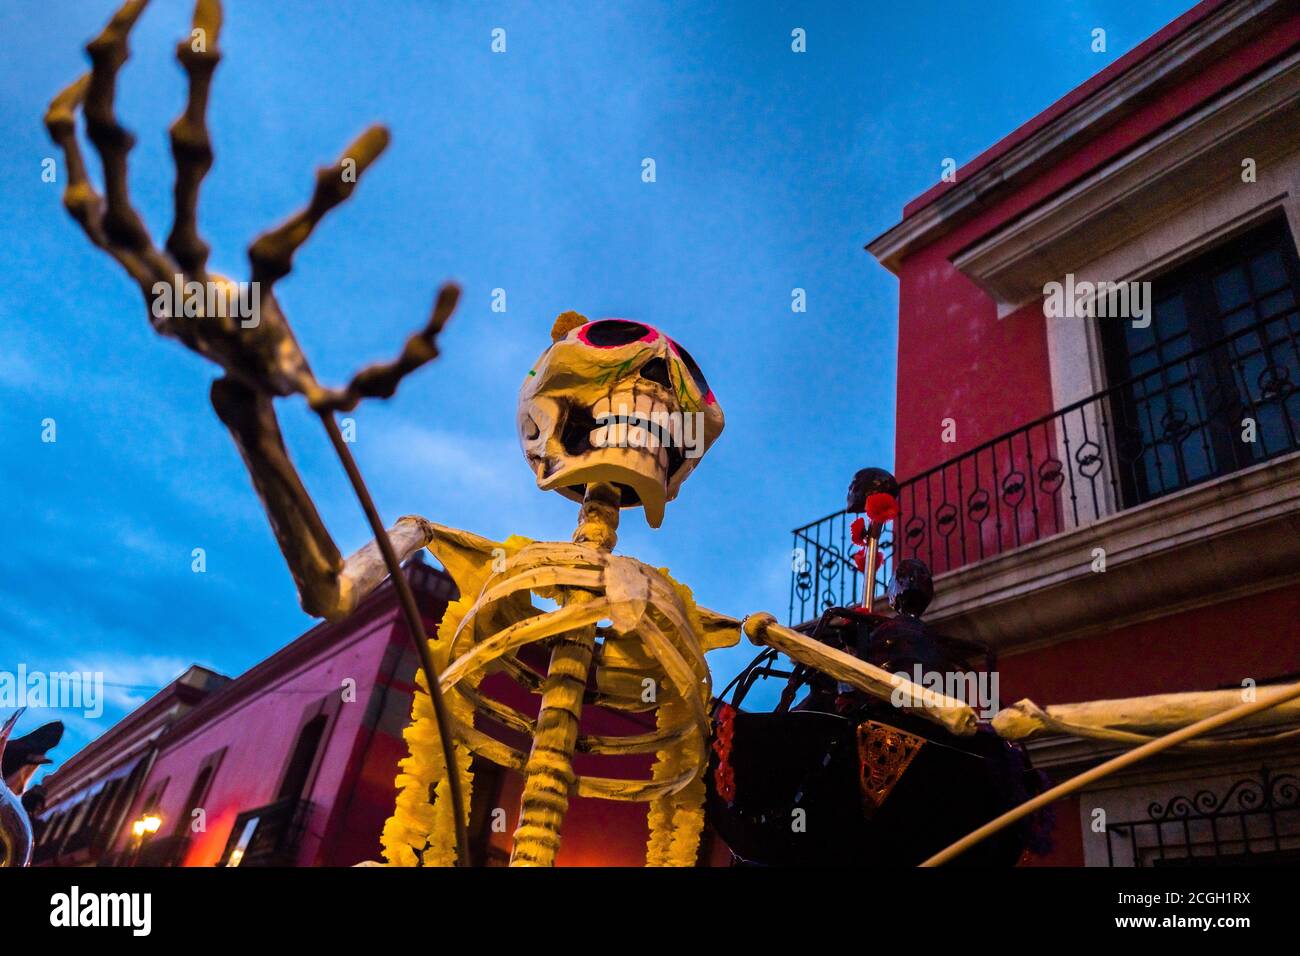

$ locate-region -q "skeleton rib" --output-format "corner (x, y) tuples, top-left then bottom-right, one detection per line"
(577, 764), (700, 802)
(632, 617), (710, 741)
(577, 717), (694, 754)
(455, 683), (535, 737)
(440, 599), (613, 693)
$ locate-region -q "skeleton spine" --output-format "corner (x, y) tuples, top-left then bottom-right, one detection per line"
(509, 483), (621, 866)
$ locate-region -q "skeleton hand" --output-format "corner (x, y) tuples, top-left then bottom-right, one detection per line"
(46, 0), (458, 406)
(46, 0), (460, 619)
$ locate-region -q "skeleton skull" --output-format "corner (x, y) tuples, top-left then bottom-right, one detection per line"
(518, 313), (724, 527)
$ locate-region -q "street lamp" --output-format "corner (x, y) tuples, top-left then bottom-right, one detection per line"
(131, 814), (162, 839)
(128, 812), (162, 865)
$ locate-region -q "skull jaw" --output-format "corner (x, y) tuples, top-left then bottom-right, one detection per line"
(537, 447), (669, 528)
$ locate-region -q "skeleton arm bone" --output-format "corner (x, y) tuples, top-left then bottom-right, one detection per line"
(211, 375), (437, 619)
(335, 517), (439, 616)
(741, 612), (978, 736)
(994, 685), (1300, 748)
(49, 0), (462, 623)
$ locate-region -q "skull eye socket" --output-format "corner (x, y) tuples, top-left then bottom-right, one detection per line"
(669, 340), (710, 396)
(578, 320), (657, 348)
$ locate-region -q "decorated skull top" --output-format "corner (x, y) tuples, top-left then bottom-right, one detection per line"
(518, 312), (725, 527)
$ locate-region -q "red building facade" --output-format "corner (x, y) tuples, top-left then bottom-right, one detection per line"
(854, 0), (1300, 865)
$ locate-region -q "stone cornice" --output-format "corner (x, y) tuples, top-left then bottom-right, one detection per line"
(952, 50), (1300, 313)
(865, 0), (1292, 274)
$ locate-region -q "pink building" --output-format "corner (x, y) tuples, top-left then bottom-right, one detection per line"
(36, 557), (456, 867)
(32, 665), (228, 866)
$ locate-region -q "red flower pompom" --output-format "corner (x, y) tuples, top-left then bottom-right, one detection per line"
(850, 516), (867, 546)
(713, 704), (737, 802)
(865, 492), (899, 523)
(852, 548), (884, 573)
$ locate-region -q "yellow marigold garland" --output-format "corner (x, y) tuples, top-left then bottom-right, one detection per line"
(380, 586), (479, 866)
(382, 535), (536, 865)
(644, 570), (710, 867)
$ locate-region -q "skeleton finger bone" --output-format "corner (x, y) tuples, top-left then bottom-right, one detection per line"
(84, 0), (169, 278)
(168, 0), (222, 278)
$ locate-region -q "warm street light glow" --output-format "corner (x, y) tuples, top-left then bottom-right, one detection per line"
(132, 814), (163, 838)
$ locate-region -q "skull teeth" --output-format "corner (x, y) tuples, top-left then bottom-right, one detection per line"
(588, 394), (674, 465)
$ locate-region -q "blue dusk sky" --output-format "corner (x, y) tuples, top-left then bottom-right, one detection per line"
(0, 0), (1191, 766)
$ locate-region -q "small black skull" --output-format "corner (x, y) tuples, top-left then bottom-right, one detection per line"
(846, 467), (899, 514)
(887, 559), (933, 618)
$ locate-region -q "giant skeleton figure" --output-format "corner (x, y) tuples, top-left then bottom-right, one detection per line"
(31, 0), (1300, 868)
(41, 0), (979, 867)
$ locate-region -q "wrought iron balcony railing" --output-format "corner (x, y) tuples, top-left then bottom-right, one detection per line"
(133, 833), (191, 867)
(789, 312), (1300, 625)
(789, 512), (893, 628)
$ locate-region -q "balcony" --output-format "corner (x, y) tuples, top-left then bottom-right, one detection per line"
(790, 315), (1300, 645)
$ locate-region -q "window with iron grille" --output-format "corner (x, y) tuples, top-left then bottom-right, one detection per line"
(1102, 217), (1300, 507)
(1104, 767), (1300, 867)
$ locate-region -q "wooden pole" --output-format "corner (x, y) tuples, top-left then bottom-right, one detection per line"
(320, 412), (468, 865)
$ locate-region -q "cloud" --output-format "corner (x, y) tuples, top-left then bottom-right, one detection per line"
(353, 417), (581, 543)
(65, 653), (202, 714)
(0, 350), (39, 390)
(376, 421), (522, 496)
(5, 651), (210, 784)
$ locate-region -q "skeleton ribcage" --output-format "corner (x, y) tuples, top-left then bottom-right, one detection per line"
(438, 541), (713, 802)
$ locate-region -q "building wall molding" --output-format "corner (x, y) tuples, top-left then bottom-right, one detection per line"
(951, 48), (1300, 315)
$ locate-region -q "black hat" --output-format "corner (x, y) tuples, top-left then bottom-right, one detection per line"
(2, 721), (64, 779)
